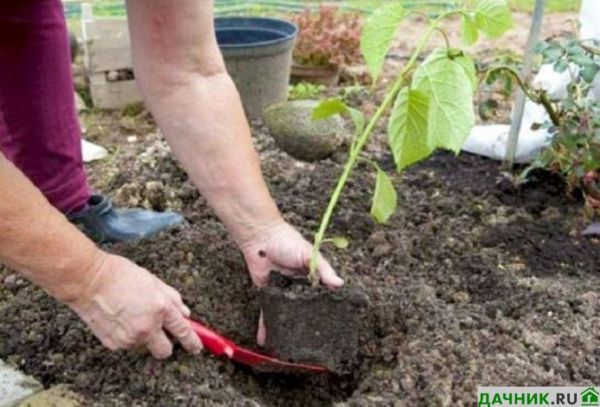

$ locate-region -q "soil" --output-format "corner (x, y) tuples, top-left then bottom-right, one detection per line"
(2, 121), (600, 406)
(0, 10), (597, 407)
(260, 272), (367, 375)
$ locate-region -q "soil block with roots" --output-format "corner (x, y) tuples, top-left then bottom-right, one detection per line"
(259, 272), (368, 375)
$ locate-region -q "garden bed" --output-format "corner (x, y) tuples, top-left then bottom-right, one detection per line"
(2, 117), (600, 406)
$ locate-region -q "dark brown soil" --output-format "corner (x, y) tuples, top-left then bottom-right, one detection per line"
(260, 272), (367, 375)
(2, 119), (600, 406)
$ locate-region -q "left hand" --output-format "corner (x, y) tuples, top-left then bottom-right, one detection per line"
(240, 221), (344, 345)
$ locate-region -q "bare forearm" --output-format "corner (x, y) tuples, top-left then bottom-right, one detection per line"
(0, 153), (101, 302)
(144, 73), (281, 245)
(126, 0), (282, 247)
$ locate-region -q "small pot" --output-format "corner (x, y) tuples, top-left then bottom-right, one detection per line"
(290, 63), (341, 87)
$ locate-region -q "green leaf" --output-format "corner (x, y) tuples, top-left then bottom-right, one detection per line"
(330, 236), (349, 249)
(540, 41), (564, 63)
(361, 3), (408, 83)
(554, 59), (569, 73)
(388, 88), (431, 170)
(371, 166), (397, 224)
(312, 98), (365, 136)
(347, 107), (365, 136)
(461, 14), (479, 46)
(581, 63), (600, 84)
(312, 99), (347, 120)
(474, 0), (514, 40)
(412, 47), (476, 154)
(448, 49), (477, 92)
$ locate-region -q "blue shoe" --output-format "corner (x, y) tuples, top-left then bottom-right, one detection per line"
(67, 194), (184, 244)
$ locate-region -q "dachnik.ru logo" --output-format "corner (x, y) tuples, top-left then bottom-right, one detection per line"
(478, 386), (599, 406)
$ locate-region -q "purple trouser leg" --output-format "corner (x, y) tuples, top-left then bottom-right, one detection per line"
(0, 0), (91, 213)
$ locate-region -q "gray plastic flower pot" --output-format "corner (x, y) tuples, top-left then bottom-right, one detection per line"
(215, 17), (298, 119)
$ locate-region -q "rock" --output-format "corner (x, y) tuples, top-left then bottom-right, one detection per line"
(119, 116), (137, 132)
(415, 284), (436, 305)
(17, 385), (82, 407)
(81, 140), (108, 163)
(453, 291), (471, 304)
(263, 100), (347, 162)
(3, 274), (17, 288)
(582, 222), (600, 237)
(523, 330), (556, 353)
(73, 92), (86, 113)
(331, 151), (349, 164)
(373, 243), (392, 259)
(540, 207), (561, 222)
(367, 231), (388, 248)
(0, 360), (43, 407)
(340, 64), (372, 85)
(106, 71), (119, 82)
(144, 181), (167, 211)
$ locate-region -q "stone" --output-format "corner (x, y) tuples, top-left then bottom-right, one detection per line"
(73, 92), (86, 113)
(17, 385), (82, 407)
(0, 360), (43, 407)
(263, 100), (347, 162)
(81, 140), (108, 163)
(340, 64), (372, 85)
(523, 330), (557, 353)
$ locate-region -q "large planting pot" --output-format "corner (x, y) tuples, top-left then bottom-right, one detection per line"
(215, 17), (297, 119)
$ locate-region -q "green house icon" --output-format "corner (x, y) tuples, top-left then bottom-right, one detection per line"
(582, 387), (600, 407)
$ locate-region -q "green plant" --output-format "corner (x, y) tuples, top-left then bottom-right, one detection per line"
(290, 5), (363, 68)
(287, 82), (327, 101)
(512, 35), (600, 211)
(307, 0), (514, 283)
(477, 51), (522, 120)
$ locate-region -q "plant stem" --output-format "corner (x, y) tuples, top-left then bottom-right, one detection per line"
(308, 22), (438, 283)
(539, 91), (561, 127)
(480, 65), (561, 127)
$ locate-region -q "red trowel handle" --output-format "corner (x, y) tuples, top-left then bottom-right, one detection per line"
(187, 318), (235, 358)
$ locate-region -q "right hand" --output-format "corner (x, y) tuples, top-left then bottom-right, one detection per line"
(66, 253), (203, 359)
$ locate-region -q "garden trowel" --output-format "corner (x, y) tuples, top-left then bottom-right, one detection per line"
(187, 318), (327, 374)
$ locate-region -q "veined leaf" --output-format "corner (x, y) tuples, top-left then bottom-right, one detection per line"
(412, 48), (476, 154)
(330, 236), (349, 249)
(347, 107), (366, 136)
(581, 63), (600, 84)
(312, 98), (365, 136)
(461, 14), (479, 46)
(361, 3), (408, 83)
(312, 98), (347, 120)
(447, 49), (477, 92)
(371, 165), (397, 224)
(474, 0), (514, 40)
(388, 88), (431, 170)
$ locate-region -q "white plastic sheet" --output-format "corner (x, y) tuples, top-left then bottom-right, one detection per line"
(82, 139), (108, 163)
(462, 0), (600, 163)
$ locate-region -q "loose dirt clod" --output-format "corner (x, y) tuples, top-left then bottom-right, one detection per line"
(260, 272), (368, 375)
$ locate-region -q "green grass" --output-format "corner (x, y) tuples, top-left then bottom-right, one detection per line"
(508, 0), (580, 12)
(463, 0), (580, 12)
(66, 0), (582, 24)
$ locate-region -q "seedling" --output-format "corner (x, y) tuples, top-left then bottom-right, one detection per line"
(308, 0), (514, 282)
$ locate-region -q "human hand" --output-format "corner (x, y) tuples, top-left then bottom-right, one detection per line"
(66, 253), (203, 359)
(241, 221), (344, 345)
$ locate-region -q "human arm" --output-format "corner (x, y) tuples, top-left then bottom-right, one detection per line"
(124, 0), (343, 289)
(0, 152), (201, 358)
